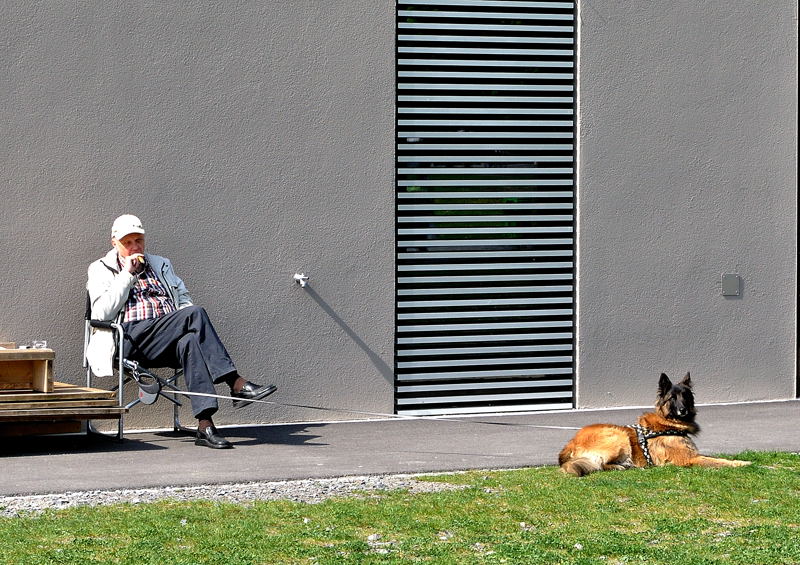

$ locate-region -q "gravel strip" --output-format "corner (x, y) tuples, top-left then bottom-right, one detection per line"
(0, 474), (468, 517)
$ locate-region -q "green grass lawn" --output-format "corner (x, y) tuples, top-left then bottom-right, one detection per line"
(1, 451), (798, 564)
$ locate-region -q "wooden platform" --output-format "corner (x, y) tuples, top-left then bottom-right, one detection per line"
(0, 381), (127, 437)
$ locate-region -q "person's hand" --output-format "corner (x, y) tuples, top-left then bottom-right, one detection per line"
(123, 254), (146, 275)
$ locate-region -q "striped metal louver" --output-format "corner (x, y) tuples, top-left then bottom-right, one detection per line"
(395, 0), (576, 416)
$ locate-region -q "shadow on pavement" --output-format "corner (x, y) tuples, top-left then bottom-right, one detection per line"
(1, 423), (330, 456)
(0, 433), (167, 457)
(213, 423), (330, 447)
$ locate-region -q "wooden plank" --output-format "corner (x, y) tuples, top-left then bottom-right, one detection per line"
(32, 358), (53, 393)
(0, 360), (33, 391)
(0, 343), (16, 349)
(0, 349), (56, 361)
(1, 380), (33, 391)
(0, 407), (127, 422)
(0, 420), (82, 437)
(0, 382), (117, 402)
(0, 399), (119, 411)
(54, 381), (117, 395)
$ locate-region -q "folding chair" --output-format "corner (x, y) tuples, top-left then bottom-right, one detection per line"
(82, 293), (193, 439)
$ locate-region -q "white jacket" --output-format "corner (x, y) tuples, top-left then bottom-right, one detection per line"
(86, 249), (193, 376)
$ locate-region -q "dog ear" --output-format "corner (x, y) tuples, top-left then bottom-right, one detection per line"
(680, 372), (692, 388)
(658, 373), (672, 395)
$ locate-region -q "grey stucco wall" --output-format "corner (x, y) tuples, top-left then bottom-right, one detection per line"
(1, 2), (395, 427)
(2, 1), (797, 427)
(577, 2), (797, 407)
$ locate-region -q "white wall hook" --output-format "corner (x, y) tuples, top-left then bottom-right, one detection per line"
(293, 273), (309, 287)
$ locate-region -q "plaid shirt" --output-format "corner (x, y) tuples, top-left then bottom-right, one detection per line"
(120, 260), (178, 323)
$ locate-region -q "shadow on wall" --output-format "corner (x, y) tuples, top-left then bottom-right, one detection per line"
(301, 285), (394, 385)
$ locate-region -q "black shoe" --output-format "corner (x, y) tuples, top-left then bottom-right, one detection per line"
(232, 381), (277, 409)
(195, 425), (233, 449)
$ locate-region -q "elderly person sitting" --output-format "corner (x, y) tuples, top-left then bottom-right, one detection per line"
(86, 214), (276, 449)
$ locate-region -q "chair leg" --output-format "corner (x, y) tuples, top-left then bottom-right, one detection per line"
(85, 368), (126, 442)
(88, 362), (196, 438)
(172, 402), (196, 435)
(86, 419), (125, 442)
(157, 386), (183, 407)
(162, 369), (194, 435)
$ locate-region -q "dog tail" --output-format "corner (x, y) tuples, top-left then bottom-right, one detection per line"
(560, 457), (601, 477)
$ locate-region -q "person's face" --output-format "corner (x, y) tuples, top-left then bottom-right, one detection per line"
(112, 233), (145, 258)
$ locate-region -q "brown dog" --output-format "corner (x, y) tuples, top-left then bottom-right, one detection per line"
(558, 372), (751, 476)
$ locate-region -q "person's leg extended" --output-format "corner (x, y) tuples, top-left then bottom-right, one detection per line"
(123, 307), (233, 448)
(122, 306), (275, 446)
(123, 306), (231, 417)
(169, 306), (277, 408)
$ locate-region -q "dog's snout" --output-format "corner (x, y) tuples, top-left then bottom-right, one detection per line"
(674, 401), (690, 417)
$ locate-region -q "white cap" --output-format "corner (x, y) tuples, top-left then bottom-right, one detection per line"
(111, 214), (145, 240)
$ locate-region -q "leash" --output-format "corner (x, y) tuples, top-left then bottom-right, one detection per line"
(156, 388), (582, 431)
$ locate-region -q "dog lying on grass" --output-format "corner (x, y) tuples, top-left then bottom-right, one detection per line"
(558, 372), (751, 476)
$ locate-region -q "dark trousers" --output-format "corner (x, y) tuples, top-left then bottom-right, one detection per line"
(122, 306), (237, 418)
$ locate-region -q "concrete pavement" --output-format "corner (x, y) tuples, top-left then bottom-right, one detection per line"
(2, 400), (798, 497)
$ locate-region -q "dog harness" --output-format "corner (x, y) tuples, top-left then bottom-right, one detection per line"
(628, 424), (688, 466)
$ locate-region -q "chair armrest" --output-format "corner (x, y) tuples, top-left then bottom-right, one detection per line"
(89, 320), (118, 331)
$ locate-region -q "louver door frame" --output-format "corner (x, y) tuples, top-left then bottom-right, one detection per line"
(395, 0), (577, 416)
